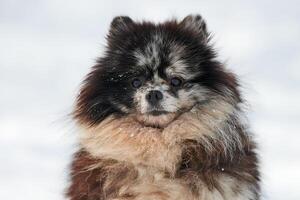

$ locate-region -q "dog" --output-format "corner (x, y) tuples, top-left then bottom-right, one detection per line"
(66, 15), (260, 200)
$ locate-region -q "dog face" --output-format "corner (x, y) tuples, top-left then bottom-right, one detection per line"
(74, 15), (240, 128)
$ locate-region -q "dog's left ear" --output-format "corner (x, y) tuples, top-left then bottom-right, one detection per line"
(180, 14), (209, 42)
(109, 16), (134, 35)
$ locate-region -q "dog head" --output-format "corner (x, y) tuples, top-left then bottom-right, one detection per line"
(74, 15), (240, 128)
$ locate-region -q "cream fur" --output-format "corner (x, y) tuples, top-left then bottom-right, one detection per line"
(79, 97), (238, 173)
(78, 96), (253, 199)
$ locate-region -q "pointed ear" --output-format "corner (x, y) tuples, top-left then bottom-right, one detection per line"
(180, 14), (209, 42)
(109, 16), (134, 34)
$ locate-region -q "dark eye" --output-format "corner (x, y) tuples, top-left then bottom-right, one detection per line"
(132, 78), (142, 88)
(170, 77), (183, 87)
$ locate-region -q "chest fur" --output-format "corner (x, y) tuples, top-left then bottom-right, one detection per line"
(67, 150), (259, 200)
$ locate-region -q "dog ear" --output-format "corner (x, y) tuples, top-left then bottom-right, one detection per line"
(180, 14), (209, 42)
(109, 16), (133, 35)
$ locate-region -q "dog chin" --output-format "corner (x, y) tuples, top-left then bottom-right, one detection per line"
(134, 112), (178, 128)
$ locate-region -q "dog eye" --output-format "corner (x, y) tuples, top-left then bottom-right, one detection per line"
(170, 77), (183, 87)
(132, 78), (142, 88)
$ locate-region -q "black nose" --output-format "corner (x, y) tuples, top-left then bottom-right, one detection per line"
(146, 90), (163, 105)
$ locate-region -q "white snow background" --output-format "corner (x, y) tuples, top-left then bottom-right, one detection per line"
(0, 1), (299, 199)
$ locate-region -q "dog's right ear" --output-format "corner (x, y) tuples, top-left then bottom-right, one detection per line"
(109, 16), (134, 35)
(180, 14), (209, 43)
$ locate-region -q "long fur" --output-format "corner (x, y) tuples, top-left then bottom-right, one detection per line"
(66, 15), (260, 200)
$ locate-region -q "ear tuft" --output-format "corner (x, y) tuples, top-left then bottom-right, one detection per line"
(180, 14), (209, 42)
(110, 16), (133, 34)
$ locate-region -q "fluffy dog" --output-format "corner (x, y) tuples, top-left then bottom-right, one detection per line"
(66, 15), (260, 200)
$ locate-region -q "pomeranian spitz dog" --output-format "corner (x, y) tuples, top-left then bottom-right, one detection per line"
(66, 15), (260, 200)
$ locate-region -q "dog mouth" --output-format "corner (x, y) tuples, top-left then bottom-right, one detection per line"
(147, 110), (169, 116)
(132, 103), (197, 128)
(134, 111), (177, 128)
(134, 108), (185, 128)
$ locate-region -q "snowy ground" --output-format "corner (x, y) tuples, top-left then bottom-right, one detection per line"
(0, 1), (299, 199)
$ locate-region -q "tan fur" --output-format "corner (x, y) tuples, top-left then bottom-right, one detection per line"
(114, 167), (195, 200)
(113, 172), (255, 200)
(79, 97), (234, 174)
(76, 93), (257, 199)
(72, 94), (258, 200)
(79, 159), (254, 200)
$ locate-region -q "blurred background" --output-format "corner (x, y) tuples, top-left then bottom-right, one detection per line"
(0, 0), (299, 199)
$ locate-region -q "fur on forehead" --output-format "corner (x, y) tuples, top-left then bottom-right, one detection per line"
(133, 35), (197, 80)
(106, 16), (213, 81)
